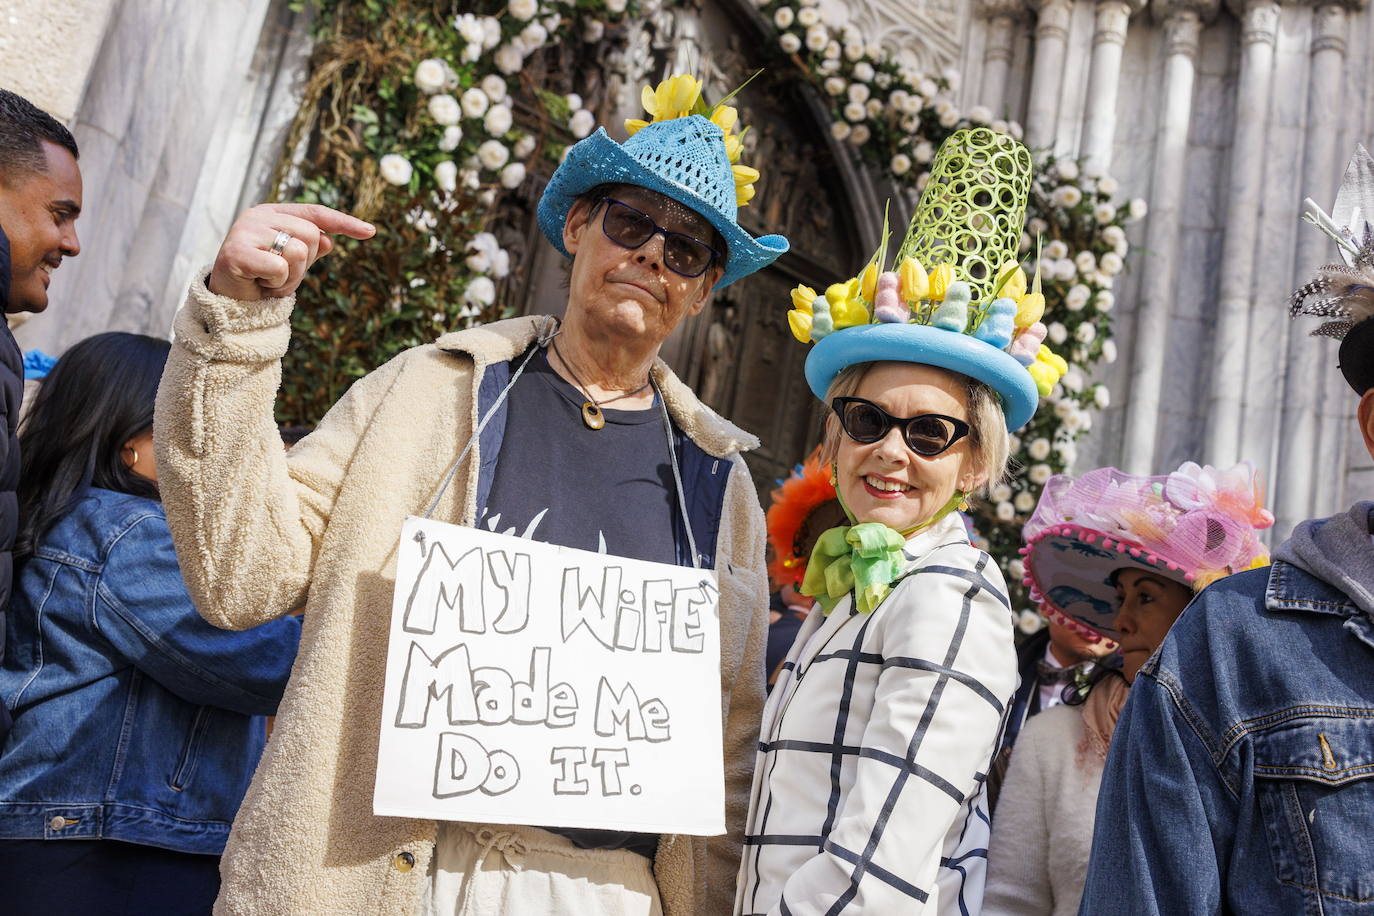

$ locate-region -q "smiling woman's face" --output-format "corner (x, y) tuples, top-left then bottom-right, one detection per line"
(1112, 568), (1194, 683)
(562, 184), (723, 349)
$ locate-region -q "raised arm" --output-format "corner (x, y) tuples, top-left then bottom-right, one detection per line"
(772, 553), (1016, 914)
(154, 204), (376, 630)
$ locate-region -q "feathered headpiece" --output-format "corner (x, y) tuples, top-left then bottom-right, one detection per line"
(1290, 145), (1374, 392)
(765, 449), (843, 590)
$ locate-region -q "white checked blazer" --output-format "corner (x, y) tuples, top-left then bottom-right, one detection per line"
(735, 511), (1018, 916)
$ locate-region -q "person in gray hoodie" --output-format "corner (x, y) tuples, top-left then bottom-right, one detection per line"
(1079, 148), (1374, 915)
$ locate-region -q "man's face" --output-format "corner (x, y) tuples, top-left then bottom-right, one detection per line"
(562, 185), (723, 347)
(0, 140), (82, 313)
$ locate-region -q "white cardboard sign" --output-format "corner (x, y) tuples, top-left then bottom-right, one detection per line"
(374, 516), (724, 836)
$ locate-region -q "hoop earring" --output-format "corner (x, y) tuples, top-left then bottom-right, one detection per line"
(124, 446), (139, 468)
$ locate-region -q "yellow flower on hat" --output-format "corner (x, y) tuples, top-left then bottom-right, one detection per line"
(710, 105), (739, 134)
(997, 263), (1028, 302)
(788, 284), (818, 342)
(642, 74), (703, 123)
(1027, 345), (1069, 396)
(927, 264), (955, 302)
(860, 262), (879, 303)
(733, 164), (760, 209)
(624, 117), (650, 136)
(826, 278), (870, 330)
(898, 257), (928, 303)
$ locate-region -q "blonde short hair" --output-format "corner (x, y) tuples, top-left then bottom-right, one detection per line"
(818, 362), (1011, 496)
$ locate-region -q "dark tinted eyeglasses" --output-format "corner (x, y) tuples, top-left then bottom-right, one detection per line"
(832, 397), (972, 457)
(596, 197), (721, 278)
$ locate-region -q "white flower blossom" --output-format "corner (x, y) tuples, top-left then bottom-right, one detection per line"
(459, 167), (481, 190)
(824, 40), (841, 60)
(438, 125), (463, 152)
(819, 58), (841, 74)
(918, 78), (938, 98)
(1094, 202), (1116, 224)
(853, 62), (875, 83)
(847, 82), (870, 104)
(843, 101), (866, 122)
(968, 104), (992, 124)
(1053, 258), (1077, 282)
(414, 59), (448, 94)
(797, 6), (820, 26)
(565, 93), (583, 112)
(582, 19), (605, 41)
(1044, 238), (1067, 260)
(500, 161), (526, 189)
(844, 42), (865, 62)
(899, 115), (918, 133)
(996, 501), (1016, 521)
(429, 93), (462, 126)
(544, 12), (561, 34)
(508, 0), (538, 20)
(914, 141), (935, 164)
(1014, 491), (1036, 513)
(1095, 291), (1115, 312)
(1061, 366), (1084, 393)
(484, 103), (513, 136)
(824, 76), (846, 97)
(1047, 321), (1068, 345)
(1098, 175), (1119, 196)
(1009, 558), (1027, 581)
(1102, 225), (1126, 248)
(490, 247), (510, 279)
(938, 106), (959, 128)
(991, 482), (1013, 503)
(1095, 271), (1115, 289)
(465, 276), (497, 307)
(477, 139), (510, 170)
(461, 42), (482, 63)
(460, 88), (489, 119)
(513, 134), (536, 159)
(1017, 609), (1045, 635)
(805, 26), (829, 51)
(1052, 185), (1083, 208)
(916, 170), (931, 190)
(1075, 250), (1097, 274)
(865, 98), (883, 118)
(1094, 385), (1111, 409)
(903, 94), (923, 115)
(1056, 159), (1080, 181)
(568, 108), (595, 139)
(604, 0), (626, 12)
(1028, 437), (1051, 460)
(434, 159), (457, 193)
(941, 66), (960, 90)
(481, 16), (502, 48)
(379, 153), (413, 187)
(481, 75), (509, 104)
(1029, 217), (1049, 238)
(849, 124), (871, 145)
(1029, 464), (1052, 485)
(1061, 410), (1083, 433)
(1075, 322), (1097, 344)
(1065, 284), (1091, 311)
(1129, 198), (1149, 220)
(520, 22), (548, 48)
(992, 118), (1008, 133)
(773, 7), (795, 27)
(455, 13), (485, 44)
(1055, 440), (1077, 467)
(1102, 340), (1118, 363)
(1020, 231), (1032, 253)
(494, 44), (523, 75)
(830, 121), (851, 141)
(890, 153), (911, 175)
(779, 32), (801, 53)
(1099, 251), (1124, 275)
(889, 89), (909, 111)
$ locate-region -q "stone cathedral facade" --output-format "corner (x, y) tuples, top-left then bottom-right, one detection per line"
(4, 0), (1374, 537)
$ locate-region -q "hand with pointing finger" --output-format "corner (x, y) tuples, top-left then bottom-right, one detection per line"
(209, 203), (376, 302)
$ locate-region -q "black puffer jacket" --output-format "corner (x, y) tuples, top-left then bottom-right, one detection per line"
(0, 226), (19, 738)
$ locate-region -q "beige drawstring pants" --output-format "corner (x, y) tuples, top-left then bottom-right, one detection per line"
(418, 823), (664, 916)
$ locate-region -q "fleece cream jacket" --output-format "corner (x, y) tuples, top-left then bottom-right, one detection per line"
(153, 279), (770, 916)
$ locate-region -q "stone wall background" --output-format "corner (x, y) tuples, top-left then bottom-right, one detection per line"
(4, 0), (1374, 539)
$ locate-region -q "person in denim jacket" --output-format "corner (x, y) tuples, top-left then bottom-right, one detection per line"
(1080, 150), (1374, 915)
(0, 333), (302, 915)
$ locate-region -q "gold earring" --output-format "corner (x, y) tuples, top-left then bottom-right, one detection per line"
(124, 446), (139, 468)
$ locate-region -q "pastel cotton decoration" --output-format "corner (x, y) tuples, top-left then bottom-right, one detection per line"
(872, 272), (906, 322)
(1027, 344), (1069, 395)
(809, 294), (834, 341)
(974, 297), (1017, 349)
(825, 278), (871, 330)
(1009, 322), (1047, 366)
(931, 280), (971, 331)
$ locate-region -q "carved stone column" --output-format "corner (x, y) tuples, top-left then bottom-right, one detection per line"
(1276, 1), (1364, 533)
(1025, 0), (1073, 149)
(977, 0), (1026, 117)
(1122, 0), (1220, 474)
(1079, 0), (1145, 174)
(1201, 0), (1283, 467)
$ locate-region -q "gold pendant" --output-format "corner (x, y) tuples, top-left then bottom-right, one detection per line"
(581, 401), (605, 430)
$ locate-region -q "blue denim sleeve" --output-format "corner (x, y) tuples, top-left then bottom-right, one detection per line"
(1079, 670), (1230, 916)
(93, 511), (303, 716)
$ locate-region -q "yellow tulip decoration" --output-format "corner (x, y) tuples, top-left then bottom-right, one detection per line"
(788, 285), (818, 343)
(860, 262), (880, 303)
(926, 264), (955, 302)
(1014, 239), (1046, 331)
(898, 257), (928, 305)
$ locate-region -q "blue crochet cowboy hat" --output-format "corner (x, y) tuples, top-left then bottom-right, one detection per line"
(537, 115), (789, 289)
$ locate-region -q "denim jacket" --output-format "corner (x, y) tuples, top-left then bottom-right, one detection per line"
(0, 488), (302, 855)
(1080, 553), (1374, 914)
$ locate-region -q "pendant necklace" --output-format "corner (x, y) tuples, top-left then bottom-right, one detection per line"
(550, 341), (652, 430)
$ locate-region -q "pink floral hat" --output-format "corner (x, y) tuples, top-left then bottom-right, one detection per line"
(1021, 462), (1274, 639)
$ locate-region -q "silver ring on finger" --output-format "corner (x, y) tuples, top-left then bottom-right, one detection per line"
(267, 229), (292, 256)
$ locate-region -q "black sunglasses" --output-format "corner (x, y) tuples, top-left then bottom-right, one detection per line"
(596, 197), (721, 278)
(832, 397), (972, 457)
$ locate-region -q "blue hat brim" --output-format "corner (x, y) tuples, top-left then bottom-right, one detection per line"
(804, 323), (1039, 431)
(536, 127), (788, 289)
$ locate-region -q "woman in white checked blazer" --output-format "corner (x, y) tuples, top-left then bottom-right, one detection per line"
(737, 127), (1048, 915)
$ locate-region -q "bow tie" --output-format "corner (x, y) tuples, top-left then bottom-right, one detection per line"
(800, 523), (908, 616)
(1036, 660), (1084, 685)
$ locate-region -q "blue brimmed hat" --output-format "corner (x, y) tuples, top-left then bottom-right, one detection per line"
(787, 127), (1058, 431)
(537, 114), (788, 289)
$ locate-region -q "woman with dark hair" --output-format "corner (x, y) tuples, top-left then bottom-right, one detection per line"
(982, 462), (1273, 915)
(0, 332), (302, 915)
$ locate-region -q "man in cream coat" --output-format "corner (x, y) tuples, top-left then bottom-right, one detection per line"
(154, 87), (787, 915)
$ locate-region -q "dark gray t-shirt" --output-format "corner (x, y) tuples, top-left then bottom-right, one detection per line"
(480, 346), (678, 858)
